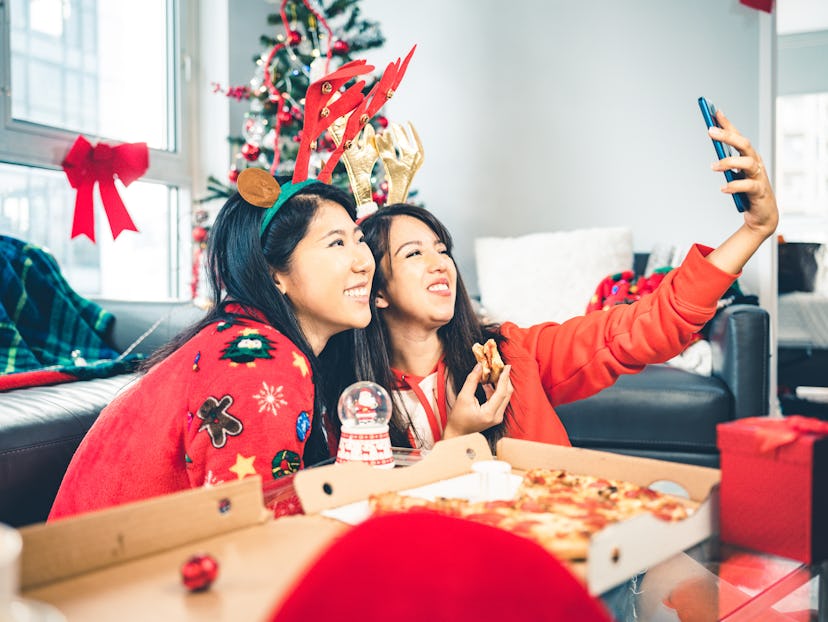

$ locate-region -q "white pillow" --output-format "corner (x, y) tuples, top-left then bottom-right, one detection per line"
(475, 227), (633, 325)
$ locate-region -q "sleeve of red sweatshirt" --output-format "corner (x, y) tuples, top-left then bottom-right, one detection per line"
(500, 244), (738, 406)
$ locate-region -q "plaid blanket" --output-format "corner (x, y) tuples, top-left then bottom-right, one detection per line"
(0, 235), (140, 392)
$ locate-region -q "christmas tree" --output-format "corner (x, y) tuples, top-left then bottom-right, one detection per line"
(203, 0), (388, 202)
(192, 1), (410, 302)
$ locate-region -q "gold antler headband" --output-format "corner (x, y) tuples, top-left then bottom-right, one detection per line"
(376, 122), (424, 206)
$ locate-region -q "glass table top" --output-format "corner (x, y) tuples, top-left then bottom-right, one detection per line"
(603, 536), (826, 621)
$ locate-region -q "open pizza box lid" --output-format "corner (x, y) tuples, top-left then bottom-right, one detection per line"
(17, 479), (349, 621)
(295, 434), (721, 595)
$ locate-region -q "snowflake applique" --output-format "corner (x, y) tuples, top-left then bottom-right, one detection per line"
(253, 381), (288, 416)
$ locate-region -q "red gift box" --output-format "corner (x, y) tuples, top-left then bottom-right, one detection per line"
(717, 416), (828, 564)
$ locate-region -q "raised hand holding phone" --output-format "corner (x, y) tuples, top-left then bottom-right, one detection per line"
(697, 101), (779, 276)
(698, 96), (749, 212)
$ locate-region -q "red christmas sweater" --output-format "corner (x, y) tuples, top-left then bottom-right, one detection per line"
(394, 245), (737, 448)
(49, 311), (315, 521)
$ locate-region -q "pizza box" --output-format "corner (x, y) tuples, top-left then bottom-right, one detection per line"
(294, 434), (722, 595)
(13, 435), (719, 619)
(16, 478), (349, 621)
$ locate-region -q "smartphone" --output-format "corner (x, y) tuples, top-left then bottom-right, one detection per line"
(698, 96), (749, 212)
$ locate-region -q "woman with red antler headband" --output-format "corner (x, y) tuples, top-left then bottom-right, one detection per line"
(356, 110), (778, 451)
(48, 49), (415, 521)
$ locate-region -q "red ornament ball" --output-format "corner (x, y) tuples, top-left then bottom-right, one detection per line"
(372, 191), (386, 205)
(241, 143), (260, 161)
(228, 167), (239, 183)
(376, 116), (389, 129)
(332, 39), (350, 55)
(287, 30), (302, 45)
(192, 226), (208, 243)
(277, 110), (293, 124)
(180, 554), (219, 592)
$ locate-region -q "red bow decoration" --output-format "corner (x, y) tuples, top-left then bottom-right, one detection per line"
(62, 136), (149, 242)
(745, 415), (828, 453)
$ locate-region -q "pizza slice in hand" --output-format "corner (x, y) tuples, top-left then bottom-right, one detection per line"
(472, 338), (505, 385)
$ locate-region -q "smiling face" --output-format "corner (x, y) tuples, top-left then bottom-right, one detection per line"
(375, 214), (458, 332)
(273, 200), (375, 354)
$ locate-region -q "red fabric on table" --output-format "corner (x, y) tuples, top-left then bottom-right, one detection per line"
(268, 512), (612, 622)
(717, 416), (828, 564)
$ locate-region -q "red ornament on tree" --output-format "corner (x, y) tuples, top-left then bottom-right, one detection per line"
(332, 39), (350, 55)
(287, 30), (302, 45)
(228, 167), (240, 183)
(180, 554), (219, 592)
(376, 116), (389, 129)
(372, 191), (386, 205)
(192, 226), (208, 244)
(241, 143), (261, 162)
(277, 109), (293, 124)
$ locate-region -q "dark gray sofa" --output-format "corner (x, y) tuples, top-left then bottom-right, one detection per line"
(0, 300), (205, 528)
(556, 303), (770, 468)
(0, 296), (769, 528)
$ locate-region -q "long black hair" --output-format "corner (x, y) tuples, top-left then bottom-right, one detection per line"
(145, 182), (359, 466)
(355, 203), (509, 449)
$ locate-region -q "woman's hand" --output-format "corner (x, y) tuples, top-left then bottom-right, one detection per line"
(706, 109), (779, 275)
(711, 110), (778, 238)
(443, 363), (513, 439)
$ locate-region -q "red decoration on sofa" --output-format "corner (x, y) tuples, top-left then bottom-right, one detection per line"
(62, 135), (149, 242)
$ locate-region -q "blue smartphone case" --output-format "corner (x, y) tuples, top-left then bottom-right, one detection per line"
(698, 97), (749, 212)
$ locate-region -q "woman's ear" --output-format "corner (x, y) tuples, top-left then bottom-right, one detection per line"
(374, 290), (390, 309)
(272, 270), (288, 295)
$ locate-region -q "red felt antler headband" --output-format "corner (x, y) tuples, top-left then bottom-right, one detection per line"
(239, 47), (417, 238)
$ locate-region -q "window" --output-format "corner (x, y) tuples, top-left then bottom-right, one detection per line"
(0, 0), (194, 300)
(776, 94), (828, 219)
(775, 92), (828, 242)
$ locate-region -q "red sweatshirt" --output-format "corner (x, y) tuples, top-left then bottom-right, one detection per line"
(502, 244), (736, 445)
(49, 312), (315, 520)
(392, 245), (737, 448)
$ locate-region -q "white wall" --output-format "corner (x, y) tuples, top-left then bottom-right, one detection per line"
(357, 0), (774, 301)
(206, 0), (775, 303)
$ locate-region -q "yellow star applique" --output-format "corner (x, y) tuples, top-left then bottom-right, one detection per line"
(229, 453), (257, 480)
(292, 351), (309, 377)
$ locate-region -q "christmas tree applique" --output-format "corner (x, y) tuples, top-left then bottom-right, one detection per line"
(220, 328), (276, 367)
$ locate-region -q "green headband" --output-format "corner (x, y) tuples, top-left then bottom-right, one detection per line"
(258, 179), (321, 239)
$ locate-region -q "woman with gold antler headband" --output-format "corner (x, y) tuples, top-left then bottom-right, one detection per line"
(356, 110), (778, 452)
(48, 49), (415, 521)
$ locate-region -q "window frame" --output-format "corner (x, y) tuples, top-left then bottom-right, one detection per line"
(0, 0), (197, 299)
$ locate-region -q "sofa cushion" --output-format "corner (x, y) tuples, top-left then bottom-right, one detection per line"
(0, 373), (138, 527)
(555, 365), (732, 457)
(475, 227), (633, 325)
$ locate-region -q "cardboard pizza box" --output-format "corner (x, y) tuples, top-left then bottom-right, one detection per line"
(18, 478), (348, 621)
(16, 434), (719, 619)
(295, 434), (721, 595)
